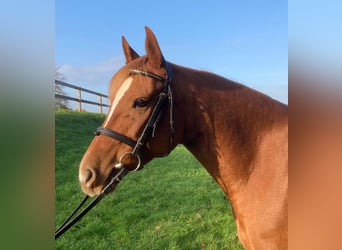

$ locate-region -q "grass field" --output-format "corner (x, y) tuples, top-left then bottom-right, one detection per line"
(55, 110), (243, 249)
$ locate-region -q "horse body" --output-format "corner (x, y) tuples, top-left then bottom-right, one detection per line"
(171, 64), (288, 249)
(79, 27), (288, 249)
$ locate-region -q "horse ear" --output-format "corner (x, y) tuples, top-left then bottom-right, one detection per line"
(122, 36), (139, 64)
(145, 26), (164, 68)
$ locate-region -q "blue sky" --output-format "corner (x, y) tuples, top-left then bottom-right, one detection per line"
(56, 1), (287, 112)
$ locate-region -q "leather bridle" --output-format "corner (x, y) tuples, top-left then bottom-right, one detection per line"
(55, 61), (174, 239)
(95, 61), (174, 172)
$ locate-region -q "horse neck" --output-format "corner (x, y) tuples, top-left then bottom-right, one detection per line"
(172, 64), (288, 194)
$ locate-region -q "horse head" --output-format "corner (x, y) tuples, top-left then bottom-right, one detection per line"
(79, 27), (183, 196)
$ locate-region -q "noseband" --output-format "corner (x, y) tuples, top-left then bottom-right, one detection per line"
(55, 62), (173, 239)
(95, 61), (174, 172)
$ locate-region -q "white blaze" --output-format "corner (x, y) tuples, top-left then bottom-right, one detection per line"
(103, 77), (133, 127)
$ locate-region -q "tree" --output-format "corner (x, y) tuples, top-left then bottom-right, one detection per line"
(55, 65), (70, 110)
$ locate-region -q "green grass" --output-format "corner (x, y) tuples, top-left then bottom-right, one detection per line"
(55, 110), (243, 249)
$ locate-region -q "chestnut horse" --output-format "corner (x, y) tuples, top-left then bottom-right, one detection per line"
(79, 27), (288, 249)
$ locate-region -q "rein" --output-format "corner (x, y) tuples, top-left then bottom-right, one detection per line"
(55, 62), (173, 239)
(55, 168), (128, 239)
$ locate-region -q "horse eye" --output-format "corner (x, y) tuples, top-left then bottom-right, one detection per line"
(134, 98), (148, 108)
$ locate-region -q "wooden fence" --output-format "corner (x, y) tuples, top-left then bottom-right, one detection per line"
(55, 80), (110, 113)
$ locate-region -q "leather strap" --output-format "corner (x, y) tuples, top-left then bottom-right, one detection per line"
(95, 127), (137, 148)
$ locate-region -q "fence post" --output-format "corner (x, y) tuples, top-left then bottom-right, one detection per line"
(98, 95), (103, 113)
(77, 87), (81, 112)
(55, 80), (109, 113)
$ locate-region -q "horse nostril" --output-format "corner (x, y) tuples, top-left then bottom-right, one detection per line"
(85, 169), (92, 181)
(80, 168), (97, 188)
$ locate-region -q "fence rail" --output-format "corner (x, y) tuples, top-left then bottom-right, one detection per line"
(55, 80), (110, 113)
